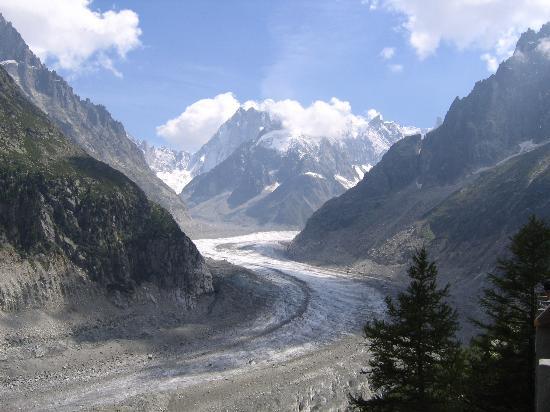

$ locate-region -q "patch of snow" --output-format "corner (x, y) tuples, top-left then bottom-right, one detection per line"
(264, 182), (280, 192)
(156, 169), (193, 194)
(519, 140), (538, 152)
(193, 231), (386, 366)
(257, 130), (292, 152)
(200, 154), (206, 162)
(304, 172), (325, 179)
(334, 174), (357, 189)
(0, 60), (17, 66)
(257, 129), (323, 154)
(401, 125), (422, 136)
(353, 164), (372, 180)
(334, 164), (372, 189)
(474, 139), (550, 175)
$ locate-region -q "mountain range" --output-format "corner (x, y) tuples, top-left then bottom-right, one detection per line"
(289, 23), (550, 320)
(141, 105), (421, 231)
(3, 7), (548, 328)
(183, 109), (421, 229)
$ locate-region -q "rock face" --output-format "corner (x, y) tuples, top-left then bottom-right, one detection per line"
(0, 66), (212, 311)
(181, 108), (420, 229)
(424, 140), (550, 272)
(188, 107), (278, 177)
(139, 108), (278, 197)
(290, 24), (550, 290)
(135, 139), (192, 193)
(0, 14), (190, 229)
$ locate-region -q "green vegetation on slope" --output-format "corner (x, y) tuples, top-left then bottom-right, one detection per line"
(0, 66), (211, 310)
(351, 249), (463, 412)
(352, 218), (550, 411)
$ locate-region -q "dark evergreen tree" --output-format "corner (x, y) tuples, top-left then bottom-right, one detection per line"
(466, 216), (550, 412)
(350, 248), (463, 412)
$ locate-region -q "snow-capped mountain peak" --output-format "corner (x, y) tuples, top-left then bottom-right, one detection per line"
(139, 104), (421, 209)
(188, 107), (278, 176)
(178, 106), (421, 229)
(256, 130), (323, 153)
(134, 139), (192, 194)
(136, 107), (278, 194)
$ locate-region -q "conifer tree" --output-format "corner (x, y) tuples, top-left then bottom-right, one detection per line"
(466, 216), (550, 412)
(350, 248), (463, 412)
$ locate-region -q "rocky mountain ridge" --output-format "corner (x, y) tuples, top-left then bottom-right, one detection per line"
(178, 106), (420, 230)
(0, 14), (191, 230)
(289, 23), (550, 319)
(188, 107), (278, 177)
(0, 65), (212, 311)
(135, 139), (192, 193)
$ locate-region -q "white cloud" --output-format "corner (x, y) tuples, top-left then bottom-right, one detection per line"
(367, 108), (382, 120)
(0, 0), (142, 75)
(246, 97), (368, 140)
(380, 47), (395, 60)
(388, 63), (404, 73)
(156, 93), (241, 151)
(481, 53), (499, 72)
(372, 0), (550, 70)
(537, 37), (550, 58)
(159, 94), (384, 151)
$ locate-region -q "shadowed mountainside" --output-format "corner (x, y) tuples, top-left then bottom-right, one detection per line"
(290, 24), (550, 322)
(0, 14), (191, 231)
(0, 66), (212, 311)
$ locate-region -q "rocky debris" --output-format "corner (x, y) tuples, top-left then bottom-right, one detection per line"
(0, 260), (283, 410)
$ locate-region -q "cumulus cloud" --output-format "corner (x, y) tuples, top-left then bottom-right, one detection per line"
(371, 0), (550, 71)
(380, 47), (395, 60)
(245, 97), (367, 140)
(158, 94), (384, 151)
(0, 0), (142, 75)
(367, 108), (382, 120)
(156, 93), (241, 151)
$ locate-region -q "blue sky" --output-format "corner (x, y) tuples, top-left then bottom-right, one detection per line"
(3, 0), (550, 151)
(72, 0), (486, 145)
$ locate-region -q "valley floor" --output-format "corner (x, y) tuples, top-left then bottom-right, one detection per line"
(1, 232), (390, 411)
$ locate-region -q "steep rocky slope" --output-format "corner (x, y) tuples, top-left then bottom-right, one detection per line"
(0, 14), (190, 229)
(137, 108), (278, 197)
(424, 140), (550, 273)
(0, 66), (212, 311)
(291, 24), (550, 269)
(188, 107), (278, 177)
